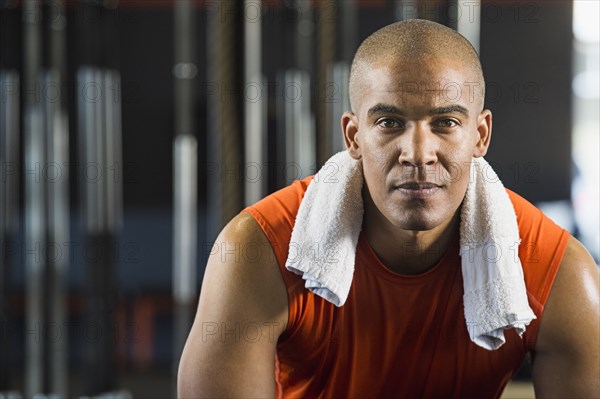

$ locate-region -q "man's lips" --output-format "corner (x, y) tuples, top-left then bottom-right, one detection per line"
(394, 182), (441, 198)
(396, 182), (441, 190)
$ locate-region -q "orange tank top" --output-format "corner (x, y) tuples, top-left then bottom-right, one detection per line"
(243, 176), (570, 399)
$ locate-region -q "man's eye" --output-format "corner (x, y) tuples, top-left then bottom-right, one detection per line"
(435, 118), (459, 128)
(377, 118), (402, 129)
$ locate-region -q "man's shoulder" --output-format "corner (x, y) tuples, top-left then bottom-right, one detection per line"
(504, 188), (571, 312)
(244, 176), (314, 236)
(504, 186), (570, 256)
(242, 175), (314, 269)
(504, 188), (568, 241)
(253, 175), (314, 210)
(505, 187), (539, 220)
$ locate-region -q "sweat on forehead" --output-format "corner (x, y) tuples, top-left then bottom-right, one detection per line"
(349, 19), (485, 112)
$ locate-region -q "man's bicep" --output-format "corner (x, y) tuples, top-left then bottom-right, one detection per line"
(178, 213), (288, 398)
(531, 237), (600, 398)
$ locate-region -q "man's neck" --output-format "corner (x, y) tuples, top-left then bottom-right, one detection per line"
(363, 190), (460, 276)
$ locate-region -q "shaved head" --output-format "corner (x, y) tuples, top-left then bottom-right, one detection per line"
(349, 19), (485, 112)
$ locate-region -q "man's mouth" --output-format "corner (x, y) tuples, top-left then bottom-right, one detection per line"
(395, 182), (441, 198)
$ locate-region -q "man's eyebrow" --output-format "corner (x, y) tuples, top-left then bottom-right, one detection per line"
(367, 103), (403, 118)
(431, 105), (469, 117)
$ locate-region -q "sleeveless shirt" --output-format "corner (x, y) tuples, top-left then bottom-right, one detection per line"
(243, 176), (570, 398)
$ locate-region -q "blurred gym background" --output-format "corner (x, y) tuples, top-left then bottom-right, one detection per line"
(0, 0), (598, 398)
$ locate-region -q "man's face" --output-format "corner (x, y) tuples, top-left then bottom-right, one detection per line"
(344, 57), (491, 231)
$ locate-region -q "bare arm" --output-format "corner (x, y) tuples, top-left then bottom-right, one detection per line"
(532, 236), (600, 398)
(178, 212), (289, 398)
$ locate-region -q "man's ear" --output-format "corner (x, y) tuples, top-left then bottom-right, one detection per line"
(342, 112), (361, 160)
(474, 109), (492, 157)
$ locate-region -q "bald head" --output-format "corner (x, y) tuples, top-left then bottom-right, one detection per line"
(349, 19), (485, 112)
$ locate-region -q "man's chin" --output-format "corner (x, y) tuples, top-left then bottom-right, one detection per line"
(389, 208), (460, 234)
(392, 217), (439, 232)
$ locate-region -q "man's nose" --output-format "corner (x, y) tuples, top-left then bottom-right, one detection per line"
(397, 124), (438, 167)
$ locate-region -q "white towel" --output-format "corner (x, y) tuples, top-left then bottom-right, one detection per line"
(285, 151), (536, 350)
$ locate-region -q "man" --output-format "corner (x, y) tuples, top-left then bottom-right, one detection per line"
(178, 20), (599, 398)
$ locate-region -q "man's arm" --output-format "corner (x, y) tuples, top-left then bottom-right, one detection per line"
(531, 236), (600, 398)
(177, 212), (289, 398)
